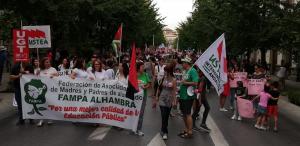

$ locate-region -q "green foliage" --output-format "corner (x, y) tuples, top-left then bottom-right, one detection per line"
(0, 0), (165, 54)
(177, 0), (299, 57)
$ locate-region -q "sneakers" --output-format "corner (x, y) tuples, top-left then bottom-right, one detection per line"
(162, 134), (168, 140)
(259, 126), (267, 130)
(231, 115), (237, 120)
(192, 126), (201, 132)
(254, 124), (260, 129)
(237, 116), (242, 121)
(47, 120), (54, 125)
(135, 130), (144, 136)
(273, 127), (278, 132)
(199, 124), (211, 132)
(37, 120), (44, 127)
(219, 108), (228, 112)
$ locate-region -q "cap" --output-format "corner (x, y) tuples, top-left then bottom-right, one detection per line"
(181, 57), (192, 64)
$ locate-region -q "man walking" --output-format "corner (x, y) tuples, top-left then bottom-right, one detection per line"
(178, 57), (198, 138)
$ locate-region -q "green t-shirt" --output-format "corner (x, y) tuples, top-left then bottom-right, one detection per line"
(138, 72), (151, 97)
(179, 67), (199, 100)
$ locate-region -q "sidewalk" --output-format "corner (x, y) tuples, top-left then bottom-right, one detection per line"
(0, 72), (16, 120)
(0, 93), (16, 120)
(0, 72), (13, 92)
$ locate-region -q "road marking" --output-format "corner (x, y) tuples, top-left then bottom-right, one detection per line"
(147, 133), (166, 146)
(88, 126), (111, 141)
(199, 108), (229, 146)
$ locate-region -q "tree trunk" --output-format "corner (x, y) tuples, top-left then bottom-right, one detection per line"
(260, 48), (266, 64)
(296, 51), (300, 82)
(271, 49), (277, 74)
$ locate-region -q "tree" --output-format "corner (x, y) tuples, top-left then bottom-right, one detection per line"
(0, 0), (165, 57)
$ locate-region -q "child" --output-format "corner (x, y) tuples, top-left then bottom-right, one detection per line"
(267, 81), (280, 132)
(231, 81), (246, 121)
(253, 83), (278, 130)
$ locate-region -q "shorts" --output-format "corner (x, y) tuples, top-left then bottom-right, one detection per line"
(267, 105), (278, 117)
(257, 105), (267, 115)
(179, 99), (194, 115)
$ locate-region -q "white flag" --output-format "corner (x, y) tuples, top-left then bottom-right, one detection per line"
(194, 34), (228, 95)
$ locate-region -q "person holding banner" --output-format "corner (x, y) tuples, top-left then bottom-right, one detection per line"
(36, 57), (58, 127)
(228, 67), (236, 110)
(178, 57), (198, 139)
(154, 65), (176, 140)
(58, 58), (70, 72)
(88, 59), (108, 80)
(135, 62), (151, 136)
(70, 58), (89, 79)
(116, 63), (129, 83)
(31, 58), (40, 75)
(10, 62), (34, 125)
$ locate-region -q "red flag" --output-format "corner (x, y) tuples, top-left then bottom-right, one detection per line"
(114, 25), (122, 40)
(126, 43), (139, 100)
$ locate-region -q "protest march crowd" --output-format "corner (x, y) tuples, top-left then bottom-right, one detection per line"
(8, 43), (283, 140)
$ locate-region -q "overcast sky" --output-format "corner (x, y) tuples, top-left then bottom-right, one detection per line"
(153, 0), (194, 30)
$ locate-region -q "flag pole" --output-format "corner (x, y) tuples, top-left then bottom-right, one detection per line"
(152, 34), (155, 47)
(119, 23), (123, 64)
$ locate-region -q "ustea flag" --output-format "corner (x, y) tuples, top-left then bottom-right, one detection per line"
(195, 34), (228, 95)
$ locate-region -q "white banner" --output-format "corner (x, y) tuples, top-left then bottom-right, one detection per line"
(20, 75), (143, 131)
(195, 34), (227, 95)
(22, 25), (51, 48)
(58, 69), (72, 76)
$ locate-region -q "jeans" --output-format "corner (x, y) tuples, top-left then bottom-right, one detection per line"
(230, 88), (236, 107)
(160, 106), (171, 134)
(233, 99), (240, 117)
(137, 95), (147, 131)
(14, 87), (23, 121)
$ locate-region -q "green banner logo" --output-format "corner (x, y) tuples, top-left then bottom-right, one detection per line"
(24, 79), (47, 116)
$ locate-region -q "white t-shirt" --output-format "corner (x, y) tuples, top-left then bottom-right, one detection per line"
(73, 68), (88, 79)
(88, 70), (108, 80)
(155, 64), (166, 80)
(34, 68), (40, 75)
(105, 69), (115, 79)
(87, 66), (93, 72)
(58, 64), (68, 71)
(39, 67), (57, 77)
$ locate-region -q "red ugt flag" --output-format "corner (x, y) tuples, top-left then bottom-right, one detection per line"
(13, 29), (30, 62)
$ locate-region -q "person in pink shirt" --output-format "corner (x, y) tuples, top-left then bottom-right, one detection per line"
(253, 83), (278, 130)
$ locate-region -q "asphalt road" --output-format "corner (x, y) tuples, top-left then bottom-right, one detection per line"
(0, 91), (299, 146)
(0, 96), (214, 146)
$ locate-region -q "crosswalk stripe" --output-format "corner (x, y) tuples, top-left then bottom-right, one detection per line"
(205, 112), (229, 146)
(88, 126), (111, 141)
(147, 133), (166, 146)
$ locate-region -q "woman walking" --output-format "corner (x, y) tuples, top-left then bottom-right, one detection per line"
(154, 65), (176, 140)
(36, 57), (58, 127)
